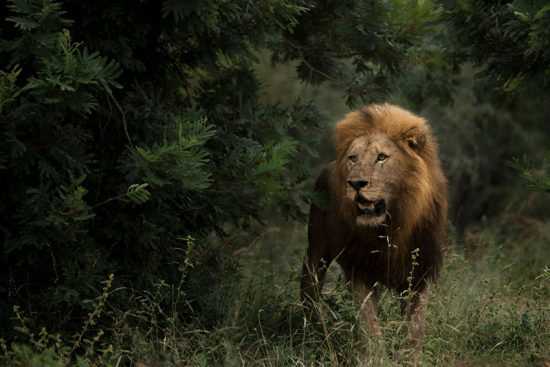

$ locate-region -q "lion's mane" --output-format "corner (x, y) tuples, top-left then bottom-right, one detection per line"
(328, 104), (448, 293)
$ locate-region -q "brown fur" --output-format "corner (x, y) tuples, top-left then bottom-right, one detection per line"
(301, 104), (448, 346)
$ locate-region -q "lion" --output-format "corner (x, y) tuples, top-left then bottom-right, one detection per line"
(301, 103), (448, 347)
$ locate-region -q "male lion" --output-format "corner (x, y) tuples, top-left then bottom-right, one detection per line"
(301, 104), (448, 346)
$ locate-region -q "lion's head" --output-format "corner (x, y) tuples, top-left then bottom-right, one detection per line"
(335, 104), (444, 232)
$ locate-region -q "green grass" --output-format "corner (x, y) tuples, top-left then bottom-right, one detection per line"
(3, 208), (550, 366)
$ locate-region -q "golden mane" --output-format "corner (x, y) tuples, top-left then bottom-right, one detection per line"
(334, 104), (447, 248)
(336, 104), (435, 163)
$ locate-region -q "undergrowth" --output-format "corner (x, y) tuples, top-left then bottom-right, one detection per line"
(1, 275), (115, 366)
(2, 216), (550, 366)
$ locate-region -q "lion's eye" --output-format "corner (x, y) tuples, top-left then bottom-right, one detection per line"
(349, 155), (357, 162)
(377, 153), (387, 161)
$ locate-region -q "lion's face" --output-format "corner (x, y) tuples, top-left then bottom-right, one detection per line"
(343, 133), (407, 226)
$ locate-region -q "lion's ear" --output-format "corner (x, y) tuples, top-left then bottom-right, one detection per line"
(404, 128), (426, 152)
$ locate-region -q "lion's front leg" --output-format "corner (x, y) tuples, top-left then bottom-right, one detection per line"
(301, 203), (333, 304)
(400, 283), (430, 346)
(351, 278), (381, 346)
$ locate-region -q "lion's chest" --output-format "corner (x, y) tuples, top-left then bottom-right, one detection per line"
(331, 228), (413, 291)
(335, 232), (390, 266)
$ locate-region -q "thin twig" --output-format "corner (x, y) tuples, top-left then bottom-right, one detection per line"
(99, 80), (133, 148)
(283, 38), (338, 82)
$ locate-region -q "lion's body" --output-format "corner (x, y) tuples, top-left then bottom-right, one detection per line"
(301, 104), (448, 345)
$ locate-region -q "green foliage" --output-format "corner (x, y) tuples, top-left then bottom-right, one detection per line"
(0, 66), (22, 114)
(447, 0), (550, 93)
(1, 275), (114, 366)
(270, 0), (444, 106)
(23, 29), (122, 113)
(1, 0), (231, 342)
(130, 113), (215, 190)
(508, 153), (550, 194)
(442, 0), (550, 216)
(0, 0), (445, 356)
(9, 0), (547, 365)
(118, 184), (151, 205)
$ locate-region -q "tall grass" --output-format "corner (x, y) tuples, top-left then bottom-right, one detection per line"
(3, 209), (550, 366)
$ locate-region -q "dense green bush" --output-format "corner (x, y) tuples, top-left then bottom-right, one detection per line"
(447, 0), (550, 95)
(445, 0), (550, 201)
(0, 0), (443, 358)
(394, 0), (550, 227)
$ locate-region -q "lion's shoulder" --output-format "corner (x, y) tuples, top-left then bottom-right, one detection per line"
(314, 161), (337, 190)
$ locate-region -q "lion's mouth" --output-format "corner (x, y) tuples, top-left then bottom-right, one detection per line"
(356, 197), (386, 217)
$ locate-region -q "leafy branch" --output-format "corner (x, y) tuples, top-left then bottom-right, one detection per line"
(92, 183), (151, 209)
(507, 153), (550, 194)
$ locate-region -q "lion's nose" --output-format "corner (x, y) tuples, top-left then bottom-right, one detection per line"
(348, 180), (368, 190)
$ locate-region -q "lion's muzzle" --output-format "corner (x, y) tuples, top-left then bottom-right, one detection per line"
(356, 198), (386, 217)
